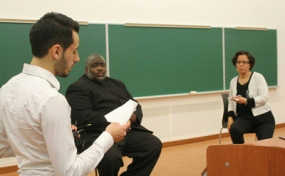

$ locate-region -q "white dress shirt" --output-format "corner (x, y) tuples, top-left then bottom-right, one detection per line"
(0, 64), (113, 176)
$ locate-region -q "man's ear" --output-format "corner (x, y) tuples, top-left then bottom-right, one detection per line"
(49, 44), (63, 61)
(85, 66), (88, 74)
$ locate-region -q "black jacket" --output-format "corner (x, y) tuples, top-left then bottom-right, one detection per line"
(66, 75), (150, 135)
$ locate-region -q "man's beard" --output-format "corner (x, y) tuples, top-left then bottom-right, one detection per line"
(55, 54), (69, 77)
(86, 69), (106, 80)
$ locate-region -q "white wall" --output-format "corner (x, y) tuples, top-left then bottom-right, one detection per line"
(1, 0), (285, 142)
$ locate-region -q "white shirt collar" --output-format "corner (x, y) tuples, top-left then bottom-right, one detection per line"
(22, 63), (60, 91)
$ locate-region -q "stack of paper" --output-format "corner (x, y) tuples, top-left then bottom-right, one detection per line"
(105, 99), (138, 125)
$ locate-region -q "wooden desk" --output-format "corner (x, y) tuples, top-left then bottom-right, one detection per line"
(206, 138), (285, 176)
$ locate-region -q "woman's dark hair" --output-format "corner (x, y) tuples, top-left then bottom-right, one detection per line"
(29, 12), (80, 58)
(232, 50), (255, 70)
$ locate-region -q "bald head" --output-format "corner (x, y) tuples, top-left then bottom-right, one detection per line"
(85, 54), (107, 80)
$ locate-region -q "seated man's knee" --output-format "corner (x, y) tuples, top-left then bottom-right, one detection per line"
(147, 135), (162, 156)
(155, 136), (162, 152)
(100, 147), (123, 168)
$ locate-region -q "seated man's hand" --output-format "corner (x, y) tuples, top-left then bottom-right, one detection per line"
(71, 124), (80, 138)
(130, 113), (137, 123)
(106, 123), (129, 142)
(71, 125), (78, 131)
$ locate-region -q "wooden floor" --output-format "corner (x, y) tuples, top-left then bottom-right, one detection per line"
(2, 127), (285, 176)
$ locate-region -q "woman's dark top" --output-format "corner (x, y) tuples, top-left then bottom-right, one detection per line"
(236, 73), (254, 118)
(228, 72), (256, 119)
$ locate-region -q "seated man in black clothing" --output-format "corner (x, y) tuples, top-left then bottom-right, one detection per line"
(66, 53), (162, 176)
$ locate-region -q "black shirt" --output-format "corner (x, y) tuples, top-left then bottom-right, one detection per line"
(236, 73), (254, 118)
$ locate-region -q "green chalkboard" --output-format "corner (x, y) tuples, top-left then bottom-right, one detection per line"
(1, 23), (278, 97)
(109, 25), (223, 97)
(225, 28), (277, 88)
(0, 23), (106, 93)
(0, 23), (33, 86)
(58, 24), (106, 93)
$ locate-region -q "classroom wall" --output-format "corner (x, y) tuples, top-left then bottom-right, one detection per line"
(1, 0), (284, 143)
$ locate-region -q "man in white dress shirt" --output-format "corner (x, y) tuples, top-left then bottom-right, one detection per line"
(0, 12), (129, 176)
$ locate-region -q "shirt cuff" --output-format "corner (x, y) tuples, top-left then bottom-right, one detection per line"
(94, 131), (114, 153)
(227, 111), (235, 119)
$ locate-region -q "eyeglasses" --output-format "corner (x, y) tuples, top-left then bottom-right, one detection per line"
(236, 61), (249, 65)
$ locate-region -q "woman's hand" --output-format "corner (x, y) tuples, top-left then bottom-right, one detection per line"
(231, 95), (247, 104)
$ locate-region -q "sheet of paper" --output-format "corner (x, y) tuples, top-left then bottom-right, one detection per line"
(105, 99), (138, 125)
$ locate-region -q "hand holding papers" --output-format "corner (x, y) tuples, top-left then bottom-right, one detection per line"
(105, 99), (138, 125)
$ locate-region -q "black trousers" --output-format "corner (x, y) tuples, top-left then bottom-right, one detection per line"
(82, 130), (162, 176)
(229, 111), (275, 144)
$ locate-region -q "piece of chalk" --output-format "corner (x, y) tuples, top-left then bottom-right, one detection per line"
(190, 91), (198, 94)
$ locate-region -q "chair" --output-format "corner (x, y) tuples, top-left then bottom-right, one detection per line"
(73, 127), (99, 176)
(95, 169), (99, 176)
(207, 144), (285, 176)
(218, 92), (230, 144)
(218, 92), (256, 144)
(88, 169), (99, 176)
(74, 124), (129, 176)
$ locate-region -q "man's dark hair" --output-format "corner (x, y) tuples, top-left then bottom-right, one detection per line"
(29, 12), (80, 58)
(232, 50), (255, 70)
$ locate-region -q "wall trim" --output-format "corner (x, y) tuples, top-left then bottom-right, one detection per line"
(0, 165), (18, 174)
(163, 132), (229, 147)
(163, 123), (285, 147)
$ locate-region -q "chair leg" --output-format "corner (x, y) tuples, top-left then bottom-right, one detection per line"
(219, 128), (224, 144)
(95, 168), (99, 176)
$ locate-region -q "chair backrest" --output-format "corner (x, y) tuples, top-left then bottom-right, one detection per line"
(207, 144), (285, 176)
(221, 92), (229, 128)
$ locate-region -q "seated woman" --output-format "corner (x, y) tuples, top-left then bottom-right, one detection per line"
(227, 50), (275, 144)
